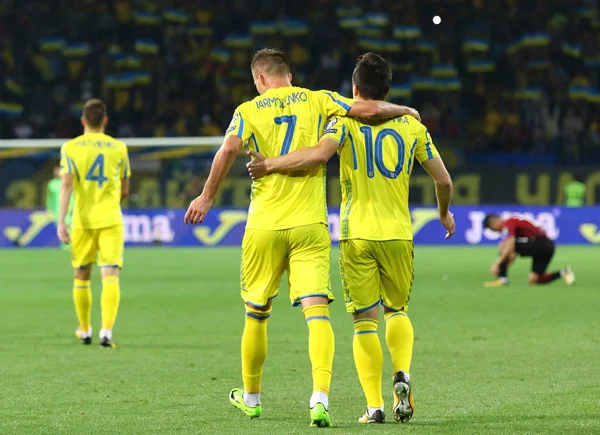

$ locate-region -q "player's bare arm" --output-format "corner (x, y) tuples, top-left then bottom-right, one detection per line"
(349, 101), (420, 121)
(491, 236), (516, 275)
(185, 135), (243, 225)
(57, 173), (73, 244)
(121, 178), (130, 202)
(246, 138), (339, 180)
(421, 157), (455, 238)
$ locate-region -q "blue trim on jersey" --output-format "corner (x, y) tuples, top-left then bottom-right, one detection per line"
(407, 138), (418, 174)
(236, 113), (245, 138)
(63, 153), (72, 174)
(317, 114), (323, 137)
(355, 300), (381, 313)
(324, 91), (351, 112)
(250, 133), (259, 153)
(424, 129), (433, 159)
(246, 312), (271, 320)
(348, 133), (358, 170)
(69, 158), (81, 181)
(242, 294), (278, 308)
(354, 330), (377, 335)
(306, 315), (330, 322)
(339, 125), (347, 145)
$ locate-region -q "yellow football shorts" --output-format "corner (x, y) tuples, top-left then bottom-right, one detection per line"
(339, 239), (414, 313)
(241, 223), (332, 307)
(71, 225), (124, 269)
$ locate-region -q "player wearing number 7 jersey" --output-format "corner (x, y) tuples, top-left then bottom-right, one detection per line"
(58, 99), (130, 349)
(247, 53), (455, 425)
(184, 48), (420, 427)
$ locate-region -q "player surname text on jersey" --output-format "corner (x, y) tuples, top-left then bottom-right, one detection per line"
(255, 91), (308, 109)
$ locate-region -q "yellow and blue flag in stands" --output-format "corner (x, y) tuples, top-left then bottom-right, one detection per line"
(412, 77), (437, 91)
(133, 10), (160, 25)
(462, 38), (489, 52)
(39, 37), (65, 52)
(562, 43), (582, 58)
(577, 6), (595, 18)
(417, 40), (436, 53)
(467, 60), (495, 73)
(211, 49), (231, 63)
(382, 39), (401, 52)
(114, 54), (142, 69)
(0, 102), (23, 116)
(436, 78), (461, 92)
(391, 61), (414, 73)
(359, 37), (385, 51)
(585, 56), (600, 68)
(521, 33), (550, 47)
(62, 42), (90, 58)
(514, 86), (543, 100)
(163, 9), (190, 24)
(339, 17), (363, 29)
(223, 34), (252, 48)
(4, 77), (24, 96)
(357, 26), (383, 37)
(431, 64), (457, 78)
(280, 19), (309, 36)
(389, 84), (412, 98)
(393, 25), (421, 39)
(251, 22), (278, 35)
(364, 12), (388, 27)
(108, 44), (122, 56)
(135, 39), (159, 54)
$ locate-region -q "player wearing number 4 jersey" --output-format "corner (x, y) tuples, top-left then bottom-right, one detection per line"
(58, 99), (130, 348)
(247, 53), (456, 425)
(184, 48), (419, 427)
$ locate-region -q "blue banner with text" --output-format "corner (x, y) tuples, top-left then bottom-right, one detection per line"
(1, 207), (599, 248)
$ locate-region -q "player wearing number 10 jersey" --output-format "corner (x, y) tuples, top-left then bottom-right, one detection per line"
(184, 48), (420, 427)
(58, 99), (130, 349)
(247, 53), (456, 425)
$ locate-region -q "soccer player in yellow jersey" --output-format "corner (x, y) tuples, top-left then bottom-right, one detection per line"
(57, 99), (130, 349)
(184, 48), (420, 427)
(247, 53), (456, 424)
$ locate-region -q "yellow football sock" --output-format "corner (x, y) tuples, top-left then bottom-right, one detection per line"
(385, 312), (414, 373)
(303, 304), (335, 395)
(101, 277), (121, 331)
(353, 318), (384, 408)
(73, 279), (92, 332)
(242, 307), (270, 394)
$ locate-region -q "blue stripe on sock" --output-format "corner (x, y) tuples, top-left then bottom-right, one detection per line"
(306, 315), (330, 322)
(73, 285), (90, 289)
(246, 312), (270, 320)
(354, 330), (378, 335)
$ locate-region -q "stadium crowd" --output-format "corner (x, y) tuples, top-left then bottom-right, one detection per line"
(1, 0), (599, 163)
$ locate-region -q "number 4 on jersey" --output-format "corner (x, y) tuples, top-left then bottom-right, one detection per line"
(86, 154), (108, 188)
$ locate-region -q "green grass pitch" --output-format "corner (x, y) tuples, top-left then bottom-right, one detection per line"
(0, 246), (599, 434)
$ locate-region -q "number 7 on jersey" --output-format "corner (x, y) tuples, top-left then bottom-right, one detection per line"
(274, 115), (297, 155)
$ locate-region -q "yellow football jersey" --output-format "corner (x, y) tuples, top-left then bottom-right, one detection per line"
(60, 133), (130, 230)
(225, 86), (354, 230)
(321, 115), (439, 241)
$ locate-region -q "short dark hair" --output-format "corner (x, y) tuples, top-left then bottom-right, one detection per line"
(352, 52), (392, 100)
(251, 48), (290, 76)
(83, 98), (107, 128)
(483, 213), (501, 229)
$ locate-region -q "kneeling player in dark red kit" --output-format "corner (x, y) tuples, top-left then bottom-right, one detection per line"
(482, 214), (575, 287)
